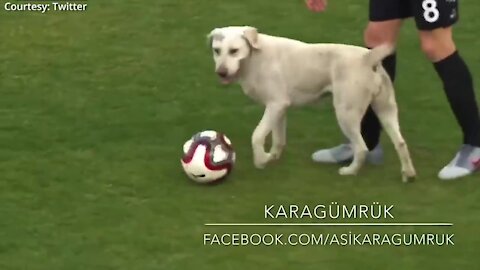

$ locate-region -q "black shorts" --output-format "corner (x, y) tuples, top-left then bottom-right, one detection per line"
(369, 0), (459, 30)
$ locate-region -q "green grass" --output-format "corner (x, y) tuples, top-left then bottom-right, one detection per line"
(1, 0), (480, 269)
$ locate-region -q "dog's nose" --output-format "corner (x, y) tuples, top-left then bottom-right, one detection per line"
(216, 67), (228, 78)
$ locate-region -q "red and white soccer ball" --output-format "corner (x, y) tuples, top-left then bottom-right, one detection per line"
(181, 130), (236, 184)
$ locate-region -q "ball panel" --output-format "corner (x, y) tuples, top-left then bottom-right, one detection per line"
(183, 139), (193, 154)
(212, 145), (228, 163)
(199, 130), (218, 140)
(222, 134), (232, 146)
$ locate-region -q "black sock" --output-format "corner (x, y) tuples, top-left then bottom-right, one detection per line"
(361, 52), (397, 150)
(434, 51), (480, 147)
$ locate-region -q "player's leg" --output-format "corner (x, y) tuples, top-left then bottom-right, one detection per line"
(312, 0), (406, 164)
(414, 0), (480, 179)
(361, 19), (402, 151)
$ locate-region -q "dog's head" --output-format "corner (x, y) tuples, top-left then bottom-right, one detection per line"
(207, 26), (260, 84)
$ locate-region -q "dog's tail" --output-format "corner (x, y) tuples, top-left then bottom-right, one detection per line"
(363, 44), (395, 67)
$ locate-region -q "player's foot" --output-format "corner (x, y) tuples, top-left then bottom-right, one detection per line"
(438, 145), (480, 180)
(311, 143), (384, 165)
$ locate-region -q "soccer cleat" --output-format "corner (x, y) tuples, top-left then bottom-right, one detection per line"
(438, 145), (480, 180)
(311, 143), (384, 165)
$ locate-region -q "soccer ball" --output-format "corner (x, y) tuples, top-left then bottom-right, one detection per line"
(181, 130), (235, 183)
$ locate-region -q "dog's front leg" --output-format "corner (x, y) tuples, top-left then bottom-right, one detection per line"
(270, 113), (287, 160)
(252, 104), (288, 169)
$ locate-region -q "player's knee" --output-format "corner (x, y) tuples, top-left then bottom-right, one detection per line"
(364, 22), (400, 48)
(364, 26), (390, 47)
(420, 37), (437, 60)
(419, 31), (456, 62)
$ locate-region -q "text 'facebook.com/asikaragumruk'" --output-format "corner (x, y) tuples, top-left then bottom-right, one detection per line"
(203, 233), (455, 246)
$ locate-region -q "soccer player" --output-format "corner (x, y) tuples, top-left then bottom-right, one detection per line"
(306, 0), (480, 180)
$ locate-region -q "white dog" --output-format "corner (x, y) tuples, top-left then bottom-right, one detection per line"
(208, 26), (416, 182)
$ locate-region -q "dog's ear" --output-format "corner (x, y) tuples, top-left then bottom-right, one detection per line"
(243, 27), (260, 50)
(207, 28), (223, 48)
(206, 29), (215, 48)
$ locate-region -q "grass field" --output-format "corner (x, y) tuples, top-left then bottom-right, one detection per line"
(1, 0), (480, 269)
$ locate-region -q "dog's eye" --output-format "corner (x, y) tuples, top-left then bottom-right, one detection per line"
(229, 48), (239, 55)
(213, 48), (221, 55)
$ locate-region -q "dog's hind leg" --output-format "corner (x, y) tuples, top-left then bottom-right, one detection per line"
(371, 88), (416, 182)
(332, 85), (371, 176)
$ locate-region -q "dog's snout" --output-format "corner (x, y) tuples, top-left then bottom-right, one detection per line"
(217, 71), (228, 78)
(216, 67), (229, 78)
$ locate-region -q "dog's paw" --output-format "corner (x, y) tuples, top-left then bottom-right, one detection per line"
(339, 166), (358, 176)
(254, 152), (273, 169)
(401, 168), (416, 183)
(270, 149), (283, 160)
(269, 144), (285, 160)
